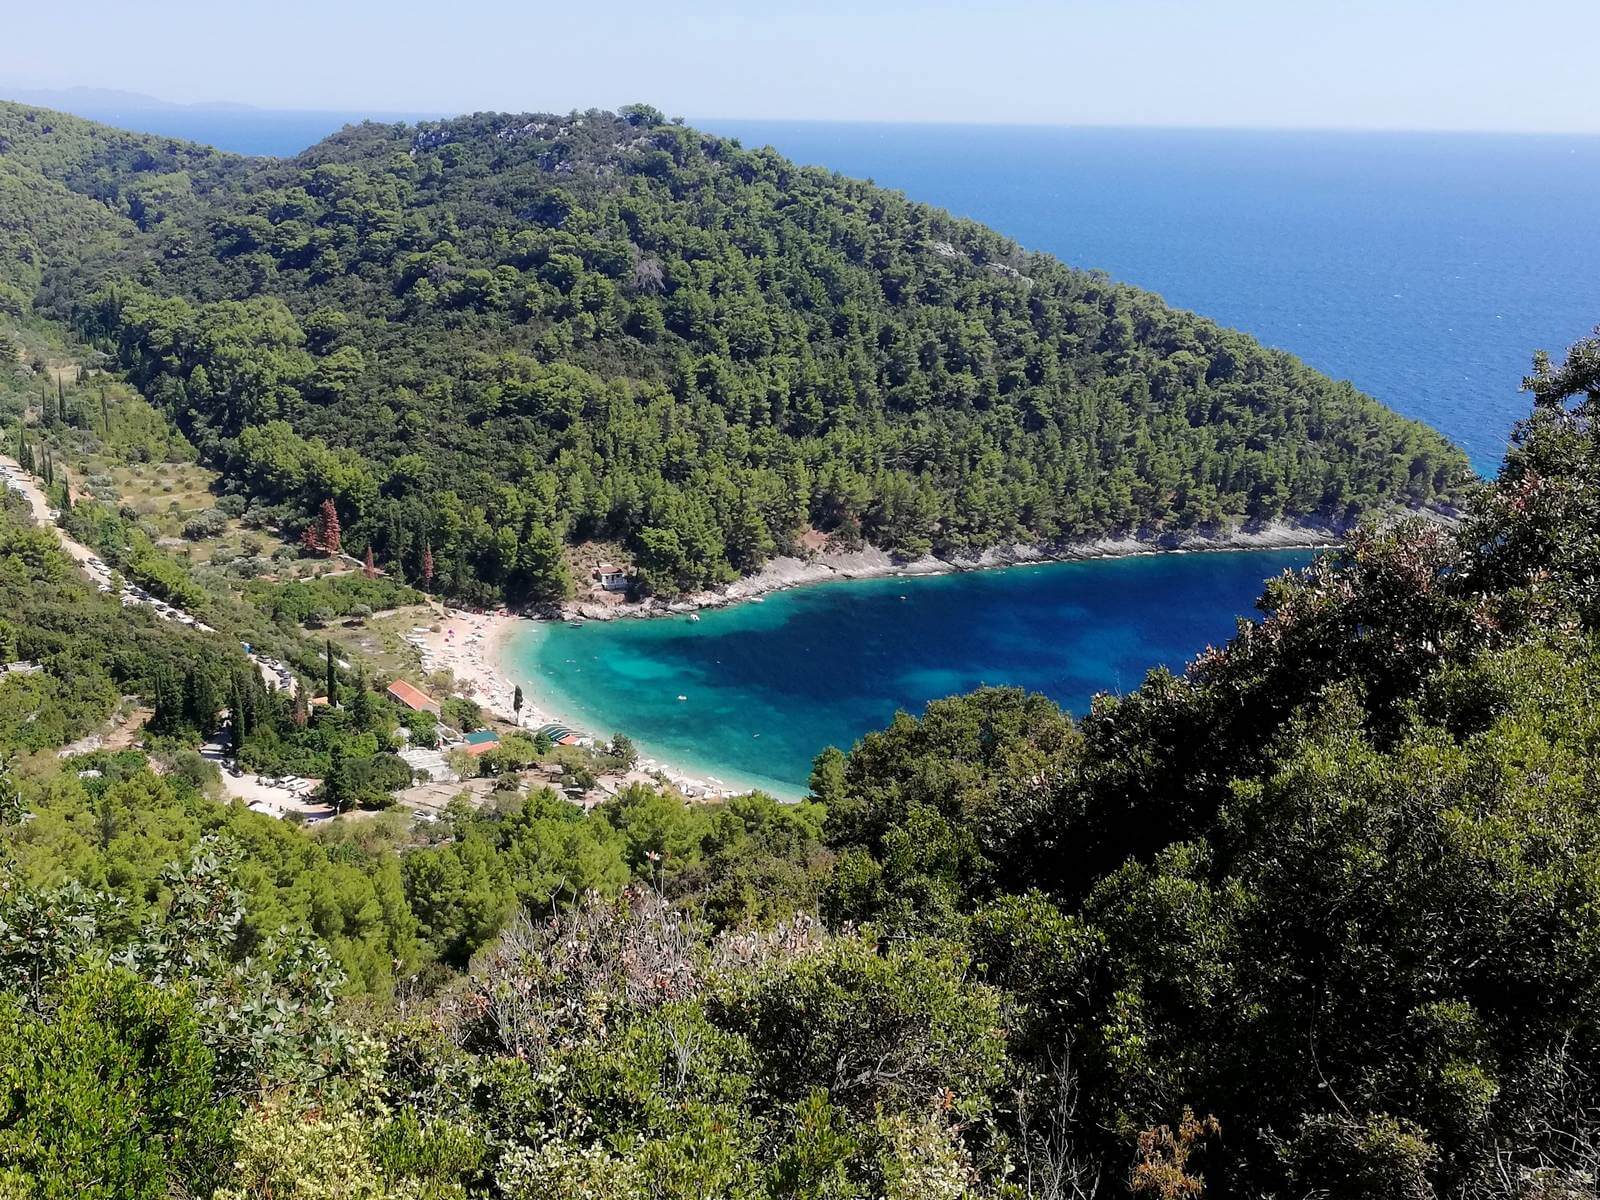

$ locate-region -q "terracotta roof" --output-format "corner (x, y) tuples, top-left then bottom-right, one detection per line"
(385, 680), (438, 711)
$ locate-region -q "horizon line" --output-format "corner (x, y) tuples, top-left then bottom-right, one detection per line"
(5, 87), (1598, 140)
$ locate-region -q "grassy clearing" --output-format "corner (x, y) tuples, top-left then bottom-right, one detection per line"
(322, 604), (438, 685)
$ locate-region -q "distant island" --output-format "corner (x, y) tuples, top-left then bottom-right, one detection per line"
(0, 100), (1468, 609)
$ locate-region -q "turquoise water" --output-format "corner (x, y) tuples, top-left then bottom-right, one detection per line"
(502, 551), (1316, 794)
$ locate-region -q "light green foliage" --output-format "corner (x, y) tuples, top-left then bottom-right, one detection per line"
(215, 1094), (481, 1200)
(0, 967), (235, 1199)
(245, 571), (423, 624)
(0, 490), (247, 756)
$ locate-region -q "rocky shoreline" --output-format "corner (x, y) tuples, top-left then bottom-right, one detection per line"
(558, 517), (1353, 622)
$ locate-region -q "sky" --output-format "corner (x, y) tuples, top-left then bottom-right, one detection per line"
(3, 0), (1597, 133)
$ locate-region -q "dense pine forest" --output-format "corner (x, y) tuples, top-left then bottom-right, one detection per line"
(0, 293), (1596, 1194)
(0, 101), (1467, 600)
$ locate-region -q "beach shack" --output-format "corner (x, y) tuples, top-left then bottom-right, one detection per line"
(462, 729), (501, 757)
(386, 679), (441, 716)
(595, 563), (630, 592)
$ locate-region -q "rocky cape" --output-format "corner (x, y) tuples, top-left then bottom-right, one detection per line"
(554, 516), (1389, 623)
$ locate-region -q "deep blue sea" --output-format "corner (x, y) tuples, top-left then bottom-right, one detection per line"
(59, 106), (1600, 789)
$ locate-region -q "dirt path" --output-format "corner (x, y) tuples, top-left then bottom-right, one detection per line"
(56, 704), (153, 758)
(0, 452), (306, 697)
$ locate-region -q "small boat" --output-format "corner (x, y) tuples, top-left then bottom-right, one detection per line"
(677, 694), (688, 702)
(686, 613), (701, 623)
(567, 620), (584, 627)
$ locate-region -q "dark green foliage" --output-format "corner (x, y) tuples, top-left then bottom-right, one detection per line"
(4, 101), (1468, 602)
(0, 967), (235, 1199)
(815, 332), (1600, 1196)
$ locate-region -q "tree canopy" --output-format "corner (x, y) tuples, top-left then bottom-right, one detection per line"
(1, 101), (1469, 601)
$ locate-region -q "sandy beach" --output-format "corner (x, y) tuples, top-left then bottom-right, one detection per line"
(404, 606), (751, 800)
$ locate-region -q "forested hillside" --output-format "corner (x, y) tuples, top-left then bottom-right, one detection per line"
(0, 101), (1468, 600)
(0, 328), (1594, 1198)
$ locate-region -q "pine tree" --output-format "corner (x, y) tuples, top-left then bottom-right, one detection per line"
(519, 524), (573, 602)
(318, 499), (342, 555)
(299, 524), (322, 554)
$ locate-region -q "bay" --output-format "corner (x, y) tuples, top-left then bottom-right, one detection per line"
(51, 104), (1600, 788)
(503, 550), (1316, 794)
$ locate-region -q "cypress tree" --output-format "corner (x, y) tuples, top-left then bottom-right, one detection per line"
(182, 668), (220, 734)
(326, 743), (348, 814)
(230, 679), (247, 752)
(325, 639), (338, 704)
(149, 668), (182, 736)
(350, 667), (376, 730)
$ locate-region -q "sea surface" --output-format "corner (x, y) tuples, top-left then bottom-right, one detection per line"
(52, 105), (1600, 789)
(505, 551), (1315, 795)
(43, 105), (443, 158)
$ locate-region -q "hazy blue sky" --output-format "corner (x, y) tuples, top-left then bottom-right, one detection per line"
(4, 0), (1596, 132)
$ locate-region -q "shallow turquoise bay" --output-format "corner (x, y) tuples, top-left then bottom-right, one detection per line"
(500, 550), (1317, 795)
